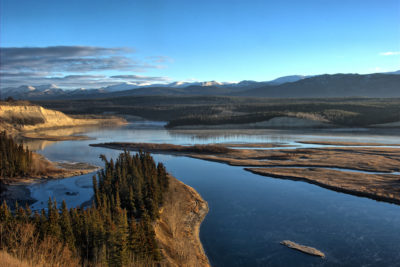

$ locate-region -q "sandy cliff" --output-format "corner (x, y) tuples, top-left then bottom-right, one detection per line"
(0, 104), (125, 135)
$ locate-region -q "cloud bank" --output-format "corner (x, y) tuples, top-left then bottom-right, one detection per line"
(0, 46), (171, 89)
(110, 74), (169, 82)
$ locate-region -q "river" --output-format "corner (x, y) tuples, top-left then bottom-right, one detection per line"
(27, 122), (400, 266)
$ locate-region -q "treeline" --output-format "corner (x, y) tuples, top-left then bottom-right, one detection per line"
(0, 151), (170, 266)
(36, 96), (400, 127)
(166, 101), (400, 128)
(166, 112), (287, 128)
(0, 131), (33, 179)
(233, 101), (400, 126)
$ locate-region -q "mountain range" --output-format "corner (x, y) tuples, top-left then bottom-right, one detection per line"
(1, 72), (399, 100)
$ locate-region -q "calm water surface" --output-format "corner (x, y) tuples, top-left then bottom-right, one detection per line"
(28, 123), (400, 266)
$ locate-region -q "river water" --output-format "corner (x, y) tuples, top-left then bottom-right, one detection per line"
(27, 123), (400, 266)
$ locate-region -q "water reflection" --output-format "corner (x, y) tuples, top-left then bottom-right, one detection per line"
(23, 139), (58, 151)
(29, 122), (400, 266)
(22, 124), (126, 151)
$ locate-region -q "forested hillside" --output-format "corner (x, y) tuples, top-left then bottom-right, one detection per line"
(0, 151), (170, 266)
(0, 131), (33, 194)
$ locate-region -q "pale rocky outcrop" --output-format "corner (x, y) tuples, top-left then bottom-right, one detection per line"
(0, 104), (125, 134)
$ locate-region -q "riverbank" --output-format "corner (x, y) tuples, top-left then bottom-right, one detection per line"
(297, 141), (400, 146)
(1, 170), (210, 266)
(21, 132), (92, 141)
(0, 155), (99, 208)
(155, 175), (210, 267)
(246, 167), (400, 205)
(91, 141), (400, 205)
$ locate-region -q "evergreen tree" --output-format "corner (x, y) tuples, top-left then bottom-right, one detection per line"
(60, 200), (75, 249)
(0, 131), (33, 180)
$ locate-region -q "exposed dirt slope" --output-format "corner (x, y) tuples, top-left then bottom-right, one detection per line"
(155, 175), (210, 267)
(0, 104), (125, 135)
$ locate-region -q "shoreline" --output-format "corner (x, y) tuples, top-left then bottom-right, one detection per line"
(21, 133), (93, 141)
(246, 168), (400, 205)
(297, 140), (400, 146)
(1, 172), (211, 266)
(0, 159), (99, 208)
(15, 120), (127, 141)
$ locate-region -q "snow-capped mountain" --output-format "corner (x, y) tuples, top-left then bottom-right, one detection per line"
(34, 84), (60, 91)
(165, 81), (198, 88)
(2, 84), (62, 95)
(0, 77), (293, 98)
(3, 85), (36, 94)
(2, 71), (398, 100)
(102, 82), (140, 92)
(1, 84), (102, 99)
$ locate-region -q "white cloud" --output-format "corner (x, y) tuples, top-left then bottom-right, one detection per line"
(380, 51), (400, 56)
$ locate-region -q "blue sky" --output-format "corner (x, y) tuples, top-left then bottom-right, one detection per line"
(0, 0), (399, 88)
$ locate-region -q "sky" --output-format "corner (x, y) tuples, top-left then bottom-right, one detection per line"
(0, 0), (399, 89)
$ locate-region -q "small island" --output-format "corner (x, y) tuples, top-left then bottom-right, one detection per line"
(281, 240), (325, 258)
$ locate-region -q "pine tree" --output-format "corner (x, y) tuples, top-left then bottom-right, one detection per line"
(47, 198), (61, 238)
(59, 200), (75, 249)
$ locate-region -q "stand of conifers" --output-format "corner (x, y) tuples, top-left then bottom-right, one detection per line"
(0, 133), (170, 267)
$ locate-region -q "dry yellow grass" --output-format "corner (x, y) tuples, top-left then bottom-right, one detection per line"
(193, 146), (400, 172)
(0, 251), (37, 267)
(0, 223), (79, 267)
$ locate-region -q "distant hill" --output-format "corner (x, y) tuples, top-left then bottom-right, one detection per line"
(267, 75), (309, 85)
(1, 84), (106, 100)
(2, 72), (400, 99)
(86, 73), (400, 99)
(232, 74), (400, 98)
